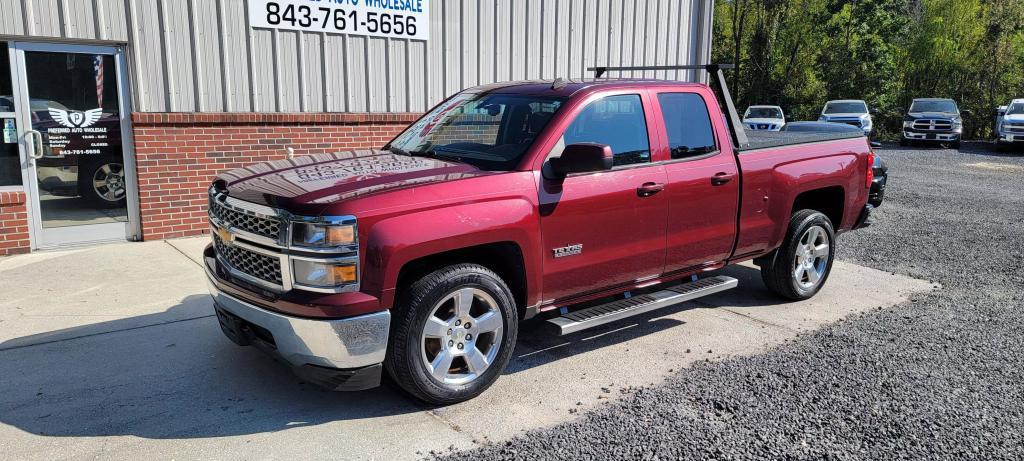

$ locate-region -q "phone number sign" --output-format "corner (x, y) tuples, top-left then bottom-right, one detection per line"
(249, 0), (430, 40)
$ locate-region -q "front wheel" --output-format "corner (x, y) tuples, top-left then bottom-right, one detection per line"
(760, 210), (836, 300)
(385, 264), (518, 405)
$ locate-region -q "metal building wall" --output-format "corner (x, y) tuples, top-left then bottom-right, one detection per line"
(0, 0), (714, 113)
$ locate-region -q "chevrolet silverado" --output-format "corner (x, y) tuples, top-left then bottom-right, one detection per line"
(204, 65), (876, 404)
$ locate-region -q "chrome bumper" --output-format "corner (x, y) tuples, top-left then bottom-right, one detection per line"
(903, 131), (960, 141)
(206, 273), (390, 370)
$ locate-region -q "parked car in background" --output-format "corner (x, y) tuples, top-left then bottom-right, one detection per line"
(901, 98), (964, 148)
(743, 105), (786, 131)
(869, 153), (887, 208)
(783, 121), (863, 134)
(818, 100), (874, 137)
(995, 99), (1024, 151)
(204, 67), (876, 404)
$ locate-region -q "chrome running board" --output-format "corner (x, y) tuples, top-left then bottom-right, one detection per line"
(546, 276), (738, 335)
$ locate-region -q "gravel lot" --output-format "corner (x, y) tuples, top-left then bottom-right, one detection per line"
(438, 142), (1024, 460)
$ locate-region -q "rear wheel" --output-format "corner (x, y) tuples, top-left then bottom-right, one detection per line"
(760, 210), (836, 300)
(385, 264), (518, 405)
(77, 159), (127, 209)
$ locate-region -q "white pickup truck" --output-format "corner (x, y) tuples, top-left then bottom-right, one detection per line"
(996, 99), (1024, 150)
(818, 100), (874, 137)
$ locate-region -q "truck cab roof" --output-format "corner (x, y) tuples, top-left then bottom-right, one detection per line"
(463, 79), (706, 98)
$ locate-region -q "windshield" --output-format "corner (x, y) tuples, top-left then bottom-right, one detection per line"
(823, 101), (868, 114)
(388, 92), (565, 170)
(1006, 102), (1024, 116)
(744, 107), (782, 119)
(910, 100), (958, 114)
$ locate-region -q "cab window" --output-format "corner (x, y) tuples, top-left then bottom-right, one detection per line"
(561, 94), (650, 167)
(657, 93), (718, 160)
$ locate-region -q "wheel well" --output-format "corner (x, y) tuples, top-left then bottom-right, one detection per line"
(395, 242), (527, 316)
(792, 186), (845, 228)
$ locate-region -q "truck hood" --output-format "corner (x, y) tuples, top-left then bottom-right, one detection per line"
(822, 113), (868, 119)
(908, 111), (960, 120)
(743, 118), (785, 124)
(1002, 113), (1024, 123)
(215, 149), (487, 213)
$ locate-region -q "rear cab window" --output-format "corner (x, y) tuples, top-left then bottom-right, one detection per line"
(656, 92), (718, 160)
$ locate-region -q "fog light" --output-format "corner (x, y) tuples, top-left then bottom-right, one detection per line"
(292, 259), (357, 288)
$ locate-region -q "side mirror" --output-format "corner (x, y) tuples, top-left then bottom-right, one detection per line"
(870, 108), (879, 115)
(548, 143), (613, 177)
(961, 109), (973, 116)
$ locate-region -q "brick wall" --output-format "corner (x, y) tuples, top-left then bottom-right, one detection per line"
(0, 190), (30, 256)
(131, 112), (420, 241)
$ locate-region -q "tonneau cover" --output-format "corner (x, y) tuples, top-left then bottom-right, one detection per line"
(740, 130), (865, 152)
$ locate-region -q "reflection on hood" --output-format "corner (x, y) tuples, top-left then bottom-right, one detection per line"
(218, 149), (488, 207)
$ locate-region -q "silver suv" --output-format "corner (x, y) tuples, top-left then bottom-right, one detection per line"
(818, 100), (873, 137)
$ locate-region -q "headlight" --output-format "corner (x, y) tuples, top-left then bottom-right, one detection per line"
(292, 259), (358, 288)
(903, 120), (914, 128)
(952, 120), (963, 131)
(292, 222), (356, 248)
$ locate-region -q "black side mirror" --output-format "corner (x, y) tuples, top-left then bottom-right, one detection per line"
(961, 109), (973, 116)
(549, 143), (613, 177)
(870, 108), (879, 115)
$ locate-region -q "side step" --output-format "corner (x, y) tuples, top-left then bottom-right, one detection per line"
(546, 275), (738, 336)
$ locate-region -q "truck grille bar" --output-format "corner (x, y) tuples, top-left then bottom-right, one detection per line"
(912, 119), (953, 131)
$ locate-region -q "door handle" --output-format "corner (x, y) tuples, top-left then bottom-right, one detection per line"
(27, 130), (45, 159)
(637, 182), (665, 197)
(711, 172), (734, 186)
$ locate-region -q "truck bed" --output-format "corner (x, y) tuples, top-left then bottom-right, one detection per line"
(739, 129), (865, 152)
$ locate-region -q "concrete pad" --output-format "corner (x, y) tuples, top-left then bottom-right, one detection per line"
(0, 240), (209, 349)
(0, 242), (934, 460)
(164, 236), (211, 266)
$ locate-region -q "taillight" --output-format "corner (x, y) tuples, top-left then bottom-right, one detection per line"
(866, 150), (875, 188)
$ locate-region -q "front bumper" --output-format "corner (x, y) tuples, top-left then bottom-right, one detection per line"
(903, 130), (960, 141)
(997, 133), (1024, 144)
(206, 264), (391, 390)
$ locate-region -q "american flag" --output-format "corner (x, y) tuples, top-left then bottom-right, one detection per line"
(93, 55), (103, 109)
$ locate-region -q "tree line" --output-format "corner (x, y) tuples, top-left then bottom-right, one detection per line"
(713, 0), (1024, 139)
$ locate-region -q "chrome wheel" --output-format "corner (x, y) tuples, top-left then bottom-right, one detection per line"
(793, 225), (830, 289)
(92, 162), (126, 202)
(420, 287), (504, 385)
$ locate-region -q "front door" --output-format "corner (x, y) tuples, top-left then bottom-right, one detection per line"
(538, 92), (668, 303)
(8, 42), (139, 249)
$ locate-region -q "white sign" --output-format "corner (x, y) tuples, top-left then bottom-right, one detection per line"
(249, 0), (430, 41)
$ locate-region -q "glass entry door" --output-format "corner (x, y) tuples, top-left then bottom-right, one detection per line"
(9, 42), (139, 249)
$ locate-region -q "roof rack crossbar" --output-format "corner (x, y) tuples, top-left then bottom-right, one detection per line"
(586, 63), (748, 148)
(586, 64), (735, 79)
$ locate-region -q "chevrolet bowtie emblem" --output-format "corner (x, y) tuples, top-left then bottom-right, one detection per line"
(217, 226), (235, 246)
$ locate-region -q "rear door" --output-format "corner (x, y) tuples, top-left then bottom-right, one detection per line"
(652, 90), (741, 273)
(537, 92), (668, 302)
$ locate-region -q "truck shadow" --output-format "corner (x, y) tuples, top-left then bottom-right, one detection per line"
(0, 266), (777, 440)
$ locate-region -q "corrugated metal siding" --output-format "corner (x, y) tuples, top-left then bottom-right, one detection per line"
(0, 0), (714, 113)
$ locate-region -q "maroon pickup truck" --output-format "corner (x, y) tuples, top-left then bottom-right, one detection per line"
(205, 65), (875, 404)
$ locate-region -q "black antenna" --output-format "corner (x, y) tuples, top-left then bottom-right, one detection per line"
(586, 64), (747, 148)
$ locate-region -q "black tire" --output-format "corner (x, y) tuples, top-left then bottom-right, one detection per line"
(952, 140), (962, 150)
(77, 158), (128, 209)
(760, 210), (836, 300)
(385, 264), (518, 405)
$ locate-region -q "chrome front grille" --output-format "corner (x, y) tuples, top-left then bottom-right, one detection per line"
(209, 195), (282, 241)
(1005, 123), (1024, 133)
(212, 232), (283, 286)
(912, 119), (953, 131)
